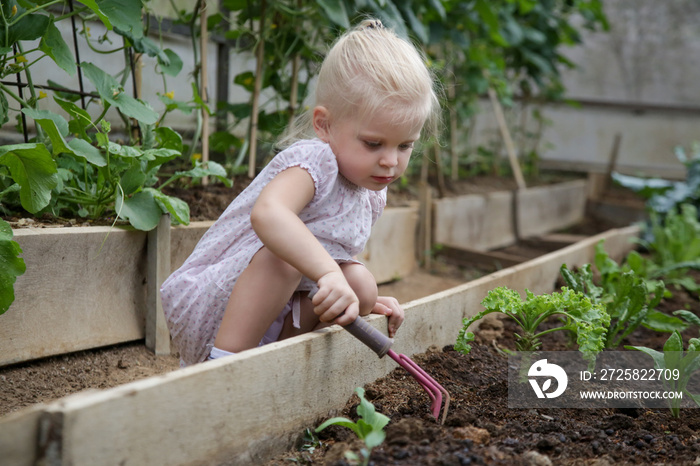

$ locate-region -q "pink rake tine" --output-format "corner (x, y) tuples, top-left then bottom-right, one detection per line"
(388, 349), (451, 425)
(308, 285), (450, 423)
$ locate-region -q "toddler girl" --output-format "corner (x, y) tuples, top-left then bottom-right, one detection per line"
(161, 19), (440, 366)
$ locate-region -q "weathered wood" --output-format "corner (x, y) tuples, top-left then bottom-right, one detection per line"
(2, 226), (639, 466)
(433, 190), (515, 251)
(359, 206), (418, 284)
(1, 227), (147, 367)
(516, 180), (587, 238)
(437, 245), (529, 268)
(146, 214), (171, 355)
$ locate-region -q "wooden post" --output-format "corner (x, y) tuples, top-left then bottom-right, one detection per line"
(417, 181), (432, 269)
(487, 86), (526, 190)
(146, 214), (171, 355)
(200, 0), (210, 185)
(247, 0), (266, 178)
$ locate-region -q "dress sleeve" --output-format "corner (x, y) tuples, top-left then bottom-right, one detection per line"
(270, 140), (338, 201)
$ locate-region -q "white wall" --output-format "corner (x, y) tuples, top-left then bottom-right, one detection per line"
(472, 0), (700, 179)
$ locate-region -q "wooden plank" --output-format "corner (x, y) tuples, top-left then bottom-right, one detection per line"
(521, 233), (589, 250)
(359, 206), (418, 284)
(146, 215), (171, 355)
(0, 405), (43, 466)
(20, 226), (638, 466)
(433, 190), (515, 251)
(1, 228), (147, 367)
(516, 180), (587, 238)
(437, 245), (529, 268)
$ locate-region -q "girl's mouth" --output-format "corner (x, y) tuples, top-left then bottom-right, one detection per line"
(371, 176), (394, 184)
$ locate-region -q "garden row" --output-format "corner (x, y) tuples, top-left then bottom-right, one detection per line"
(1, 218), (638, 466)
(0, 179), (587, 367)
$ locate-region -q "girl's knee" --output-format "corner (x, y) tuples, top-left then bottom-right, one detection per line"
(251, 247), (302, 282)
(341, 263), (377, 316)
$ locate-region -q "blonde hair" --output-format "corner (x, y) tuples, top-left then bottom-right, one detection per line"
(277, 19), (440, 149)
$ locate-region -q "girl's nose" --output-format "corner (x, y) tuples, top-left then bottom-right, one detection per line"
(379, 150), (399, 167)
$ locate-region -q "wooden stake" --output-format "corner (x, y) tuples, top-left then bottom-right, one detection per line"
(488, 87), (526, 190)
(200, 0), (210, 185)
(448, 66), (458, 181)
(248, 0), (266, 179)
(146, 214), (171, 356)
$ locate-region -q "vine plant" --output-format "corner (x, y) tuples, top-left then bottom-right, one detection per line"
(0, 0), (229, 313)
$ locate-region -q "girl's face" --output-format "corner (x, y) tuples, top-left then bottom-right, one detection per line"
(313, 106), (421, 191)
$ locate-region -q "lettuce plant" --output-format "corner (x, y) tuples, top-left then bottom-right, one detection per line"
(627, 331), (700, 418)
(561, 242), (685, 348)
(456, 286), (609, 365)
(315, 387), (389, 466)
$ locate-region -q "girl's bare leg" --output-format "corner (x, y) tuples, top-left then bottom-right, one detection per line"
(278, 262), (377, 340)
(214, 247), (302, 352)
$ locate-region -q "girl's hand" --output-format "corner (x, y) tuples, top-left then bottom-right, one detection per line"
(371, 296), (404, 338)
(311, 271), (360, 326)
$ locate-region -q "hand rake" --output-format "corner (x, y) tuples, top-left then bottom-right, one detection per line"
(309, 287), (450, 424)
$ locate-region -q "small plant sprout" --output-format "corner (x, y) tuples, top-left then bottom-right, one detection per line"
(626, 331), (700, 418)
(315, 387), (390, 466)
(456, 286), (609, 366)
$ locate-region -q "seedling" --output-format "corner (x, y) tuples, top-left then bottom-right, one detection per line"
(626, 331), (700, 418)
(456, 286), (609, 366)
(315, 387), (390, 466)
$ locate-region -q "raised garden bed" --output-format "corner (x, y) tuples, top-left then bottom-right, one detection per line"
(1, 179), (591, 367)
(267, 272), (700, 466)
(0, 226), (639, 465)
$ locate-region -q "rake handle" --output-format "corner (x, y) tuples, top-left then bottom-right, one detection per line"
(344, 316), (393, 358)
(308, 285), (393, 358)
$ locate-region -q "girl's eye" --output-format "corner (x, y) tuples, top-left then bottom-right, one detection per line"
(399, 143), (414, 151)
(363, 140), (381, 149)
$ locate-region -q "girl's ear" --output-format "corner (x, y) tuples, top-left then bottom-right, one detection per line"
(312, 106), (331, 142)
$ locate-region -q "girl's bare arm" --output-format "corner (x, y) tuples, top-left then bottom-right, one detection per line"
(251, 167), (360, 325)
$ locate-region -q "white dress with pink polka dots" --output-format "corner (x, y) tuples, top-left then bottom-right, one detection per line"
(160, 138), (386, 365)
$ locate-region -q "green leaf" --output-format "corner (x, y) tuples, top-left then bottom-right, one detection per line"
(22, 108), (69, 137)
(643, 310), (688, 333)
(159, 49), (183, 77)
(155, 126), (183, 152)
(81, 62), (158, 124)
(76, 0), (113, 30)
(97, 0), (145, 39)
(150, 189), (189, 225)
(54, 97), (93, 139)
(39, 21), (77, 76)
(22, 108), (73, 156)
(67, 138), (107, 166)
(2, 11), (51, 47)
(315, 417), (361, 437)
(314, 0), (350, 28)
(115, 189), (162, 231)
(120, 164), (147, 195)
(674, 310), (700, 328)
(0, 143), (58, 213)
(0, 92), (8, 126)
(0, 218), (26, 315)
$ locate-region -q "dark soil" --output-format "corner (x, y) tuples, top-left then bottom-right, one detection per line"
(6, 170), (679, 466)
(264, 274), (700, 466)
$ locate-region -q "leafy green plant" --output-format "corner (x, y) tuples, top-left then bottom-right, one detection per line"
(612, 143), (700, 217)
(0, 218), (25, 314)
(636, 204), (700, 292)
(626, 331), (700, 418)
(455, 286), (609, 365)
(560, 242), (684, 348)
(315, 387), (390, 466)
